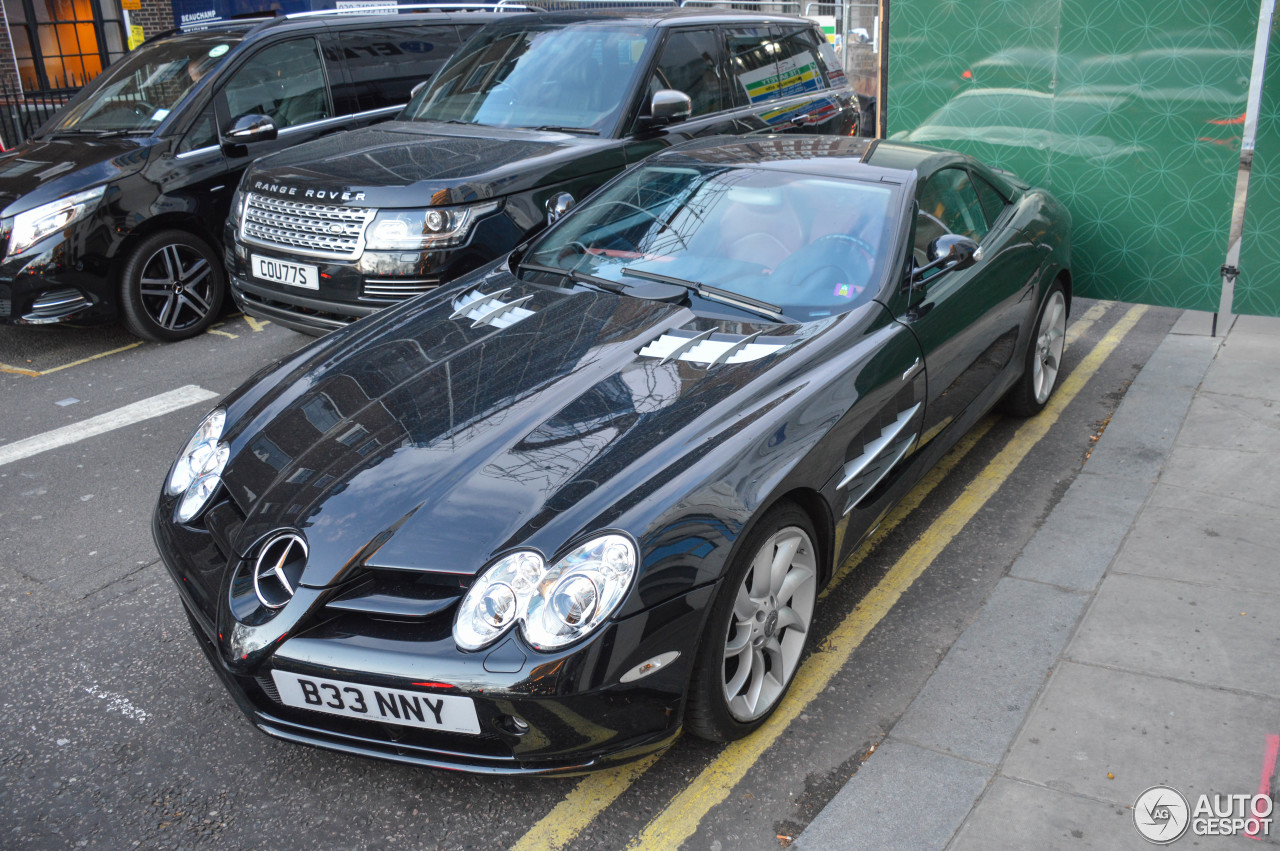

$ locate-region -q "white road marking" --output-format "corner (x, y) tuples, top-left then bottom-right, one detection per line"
(0, 384), (219, 468)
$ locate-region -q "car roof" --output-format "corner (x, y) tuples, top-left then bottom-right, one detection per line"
(448, 8), (817, 29)
(159, 9), (516, 42)
(651, 136), (966, 182)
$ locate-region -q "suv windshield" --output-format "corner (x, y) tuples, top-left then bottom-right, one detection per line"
(46, 32), (242, 136)
(525, 163), (898, 320)
(405, 24), (654, 135)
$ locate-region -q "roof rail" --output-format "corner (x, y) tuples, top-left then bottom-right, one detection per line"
(679, 0), (802, 13)
(283, 3), (530, 19)
(495, 0), (675, 8)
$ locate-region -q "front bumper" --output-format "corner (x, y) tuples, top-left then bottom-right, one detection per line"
(0, 229), (117, 326)
(154, 500), (716, 774)
(226, 210), (521, 336)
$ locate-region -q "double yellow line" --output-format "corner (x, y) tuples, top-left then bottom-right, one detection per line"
(515, 300), (1145, 851)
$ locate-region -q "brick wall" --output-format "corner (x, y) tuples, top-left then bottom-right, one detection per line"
(132, 0), (176, 41)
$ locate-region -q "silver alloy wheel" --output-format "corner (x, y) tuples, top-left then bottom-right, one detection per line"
(1032, 290), (1067, 404)
(722, 525), (817, 722)
(137, 243), (214, 332)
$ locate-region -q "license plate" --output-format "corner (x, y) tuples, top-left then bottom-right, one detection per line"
(271, 670), (481, 734)
(252, 254), (318, 290)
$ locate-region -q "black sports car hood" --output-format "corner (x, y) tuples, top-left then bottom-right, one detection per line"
(0, 135), (152, 217)
(217, 267), (854, 590)
(243, 121), (623, 208)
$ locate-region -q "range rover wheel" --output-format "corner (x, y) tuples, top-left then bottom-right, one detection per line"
(120, 230), (225, 342)
(1000, 278), (1067, 417)
(687, 503), (818, 741)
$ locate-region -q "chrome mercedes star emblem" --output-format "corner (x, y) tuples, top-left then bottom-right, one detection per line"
(253, 532), (308, 609)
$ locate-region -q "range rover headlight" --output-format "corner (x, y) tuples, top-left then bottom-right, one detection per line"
(7, 185), (106, 257)
(167, 409), (230, 523)
(365, 200), (500, 251)
(453, 534), (637, 652)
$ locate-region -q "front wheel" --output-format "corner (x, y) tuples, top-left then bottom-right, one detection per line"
(686, 503), (819, 741)
(119, 230), (225, 342)
(1001, 280), (1067, 417)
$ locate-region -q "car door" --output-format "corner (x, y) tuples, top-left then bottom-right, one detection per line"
(214, 36), (348, 173)
(896, 165), (1036, 447)
(622, 26), (741, 165)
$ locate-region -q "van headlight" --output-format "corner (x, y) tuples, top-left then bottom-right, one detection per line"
(365, 200), (500, 251)
(454, 534), (637, 651)
(167, 408), (230, 523)
(7, 185), (106, 257)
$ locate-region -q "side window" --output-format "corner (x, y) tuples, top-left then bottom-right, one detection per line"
(725, 26), (780, 106)
(972, 172), (1010, 227)
(223, 38), (332, 130)
(914, 168), (989, 265)
(179, 102), (217, 153)
(326, 25), (463, 113)
(646, 29), (724, 117)
(772, 26), (828, 96)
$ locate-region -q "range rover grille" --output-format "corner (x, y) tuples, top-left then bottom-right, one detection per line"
(242, 193), (374, 260)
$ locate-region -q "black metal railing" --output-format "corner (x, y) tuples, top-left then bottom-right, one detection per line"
(0, 80), (73, 150)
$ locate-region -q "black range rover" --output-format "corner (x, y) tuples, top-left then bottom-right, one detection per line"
(0, 9), (506, 341)
(226, 10), (861, 334)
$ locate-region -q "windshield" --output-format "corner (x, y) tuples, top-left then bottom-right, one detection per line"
(525, 163), (898, 321)
(406, 24), (654, 135)
(46, 33), (241, 135)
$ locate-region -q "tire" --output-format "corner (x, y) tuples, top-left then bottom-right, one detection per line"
(1000, 279), (1068, 417)
(119, 230), (225, 342)
(686, 502), (819, 742)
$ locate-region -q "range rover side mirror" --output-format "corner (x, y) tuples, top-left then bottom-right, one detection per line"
(410, 80), (429, 99)
(639, 89), (692, 131)
(223, 113), (278, 147)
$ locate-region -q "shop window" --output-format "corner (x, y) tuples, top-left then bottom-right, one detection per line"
(3, 0), (125, 94)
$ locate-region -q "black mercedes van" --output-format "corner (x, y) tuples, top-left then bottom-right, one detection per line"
(0, 9), (509, 341)
(225, 10), (862, 334)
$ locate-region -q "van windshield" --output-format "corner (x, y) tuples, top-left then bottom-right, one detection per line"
(44, 32), (241, 136)
(405, 24), (654, 136)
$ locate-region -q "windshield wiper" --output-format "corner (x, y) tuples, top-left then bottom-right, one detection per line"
(621, 267), (788, 322)
(528, 125), (599, 136)
(518, 260), (627, 294)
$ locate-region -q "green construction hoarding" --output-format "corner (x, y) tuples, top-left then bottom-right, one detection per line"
(886, 0), (1257, 312)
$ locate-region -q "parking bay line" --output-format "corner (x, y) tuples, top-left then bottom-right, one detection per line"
(625, 303), (1148, 850)
(0, 340), (144, 377)
(511, 299), (1122, 850)
(0, 384), (219, 468)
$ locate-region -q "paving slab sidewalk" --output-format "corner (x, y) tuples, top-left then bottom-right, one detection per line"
(797, 311), (1280, 850)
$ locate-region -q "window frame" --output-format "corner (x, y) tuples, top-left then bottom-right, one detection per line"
(213, 35), (336, 138)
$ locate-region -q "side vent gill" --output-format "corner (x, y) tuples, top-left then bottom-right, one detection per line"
(839, 402), (922, 515)
(638, 329), (789, 367)
(450, 287), (535, 329)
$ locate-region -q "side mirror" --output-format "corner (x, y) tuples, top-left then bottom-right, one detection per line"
(639, 89), (692, 131)
(223, 113), (278, 147)
(410, 80), (429, 99)
(927, 234), (980, 270)
(545, 192), (574, 225)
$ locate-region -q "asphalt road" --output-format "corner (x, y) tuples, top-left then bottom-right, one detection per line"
(0, 299), (1178, 850)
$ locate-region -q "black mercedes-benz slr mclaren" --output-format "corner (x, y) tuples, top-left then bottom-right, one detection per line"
(153, 135), (1071, 774)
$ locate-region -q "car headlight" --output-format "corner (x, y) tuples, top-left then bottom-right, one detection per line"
(7, 185), (106, 257)
(166, 408), (230, 523)
(454, 534), (637, 652)
(364, 200), (500, 251)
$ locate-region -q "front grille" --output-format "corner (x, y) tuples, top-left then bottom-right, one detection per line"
(242, 193), (373, 260)
(0, 283), (10, 317)
(362, 278), (440, 300)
